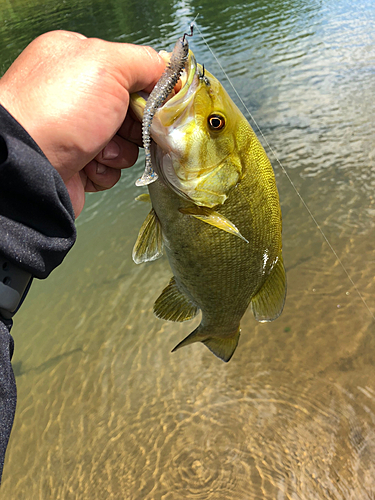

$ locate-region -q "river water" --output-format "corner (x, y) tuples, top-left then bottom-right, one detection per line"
(1, 0), (375, 498)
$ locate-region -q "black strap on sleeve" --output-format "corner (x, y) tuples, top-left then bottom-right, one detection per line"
(0, 256), (32, 320)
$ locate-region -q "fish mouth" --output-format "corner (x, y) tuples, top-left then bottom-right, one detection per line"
(130, 50), (199, 132)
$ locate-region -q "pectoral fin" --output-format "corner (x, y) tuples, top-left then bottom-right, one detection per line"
(251, 253), (287, 322)
(135, 193), (151, 203)
(179, 206), (249, 243)
(154, 277), (199, 322)
(132, 209), (163, 264)
(172, 324), (241, 362)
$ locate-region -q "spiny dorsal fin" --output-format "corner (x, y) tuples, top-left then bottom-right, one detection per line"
(179, 206), (249, 243)
(172, 324), (241, 362)
(154, 277), (199, 322)
(132, 209), (163, 264)
(251, 253), (286, 322)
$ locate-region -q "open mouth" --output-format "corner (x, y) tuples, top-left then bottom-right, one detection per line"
(167, 58), (190, 99)
(130, 50), (197, 123)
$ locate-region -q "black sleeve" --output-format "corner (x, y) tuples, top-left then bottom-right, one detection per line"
(0, 104), (77, 480)
(0, 319), (16, 483)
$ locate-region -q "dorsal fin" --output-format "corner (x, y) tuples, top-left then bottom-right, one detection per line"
(251, 253), (286, 322)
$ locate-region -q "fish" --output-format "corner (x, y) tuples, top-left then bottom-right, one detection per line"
(130, 48), (286, 362)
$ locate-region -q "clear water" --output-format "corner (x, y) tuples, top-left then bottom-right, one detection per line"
(1, 0), (375, 498)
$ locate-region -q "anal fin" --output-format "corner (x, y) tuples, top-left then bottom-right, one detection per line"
(132, 209), (163, 264)
(154, 277), (199, 322)
(251, 253), (287, 322)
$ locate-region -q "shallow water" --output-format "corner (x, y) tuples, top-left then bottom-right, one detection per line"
(1, 0), (375, 498)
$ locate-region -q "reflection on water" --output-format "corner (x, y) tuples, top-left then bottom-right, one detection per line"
(1, 0), (375, 497)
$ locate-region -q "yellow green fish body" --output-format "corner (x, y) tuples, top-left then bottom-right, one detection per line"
(131, 50), (286, 362)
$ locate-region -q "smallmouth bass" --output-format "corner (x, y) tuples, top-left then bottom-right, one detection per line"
(130, 49), (286, 362)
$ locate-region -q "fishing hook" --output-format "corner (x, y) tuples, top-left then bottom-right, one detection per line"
(199, 64), (210, 85)
(183, 23), (194, 42)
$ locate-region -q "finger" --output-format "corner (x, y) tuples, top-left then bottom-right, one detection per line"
(158, 50), (171, 64)
(39, 30), (87, 42)
(112, 44), (166, 94)
(95, 135), (139, 169)
(59, 30), (87, 40)
(117, 112), (142, 146)
(83, 161), (121, 192)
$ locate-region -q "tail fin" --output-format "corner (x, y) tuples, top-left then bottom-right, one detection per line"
(171, 324), (240, 362)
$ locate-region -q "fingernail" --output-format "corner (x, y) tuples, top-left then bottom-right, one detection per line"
(102, 141), (120, 160)
(96, 164), (107, 174)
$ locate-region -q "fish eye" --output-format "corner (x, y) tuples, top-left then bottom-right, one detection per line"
(208, 114), (225, 131)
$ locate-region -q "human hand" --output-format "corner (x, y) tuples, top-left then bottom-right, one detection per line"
(0, 31), (166, 217)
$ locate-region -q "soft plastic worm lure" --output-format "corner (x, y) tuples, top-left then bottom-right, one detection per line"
(136, 25), (194, 186)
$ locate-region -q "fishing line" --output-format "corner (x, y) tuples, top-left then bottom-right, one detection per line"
(193, 22), (375, 322)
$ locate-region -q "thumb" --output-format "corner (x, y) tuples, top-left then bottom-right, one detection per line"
(109, 43), (167, 94)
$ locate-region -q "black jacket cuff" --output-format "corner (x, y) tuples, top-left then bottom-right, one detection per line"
(0, 104), (76, 279)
